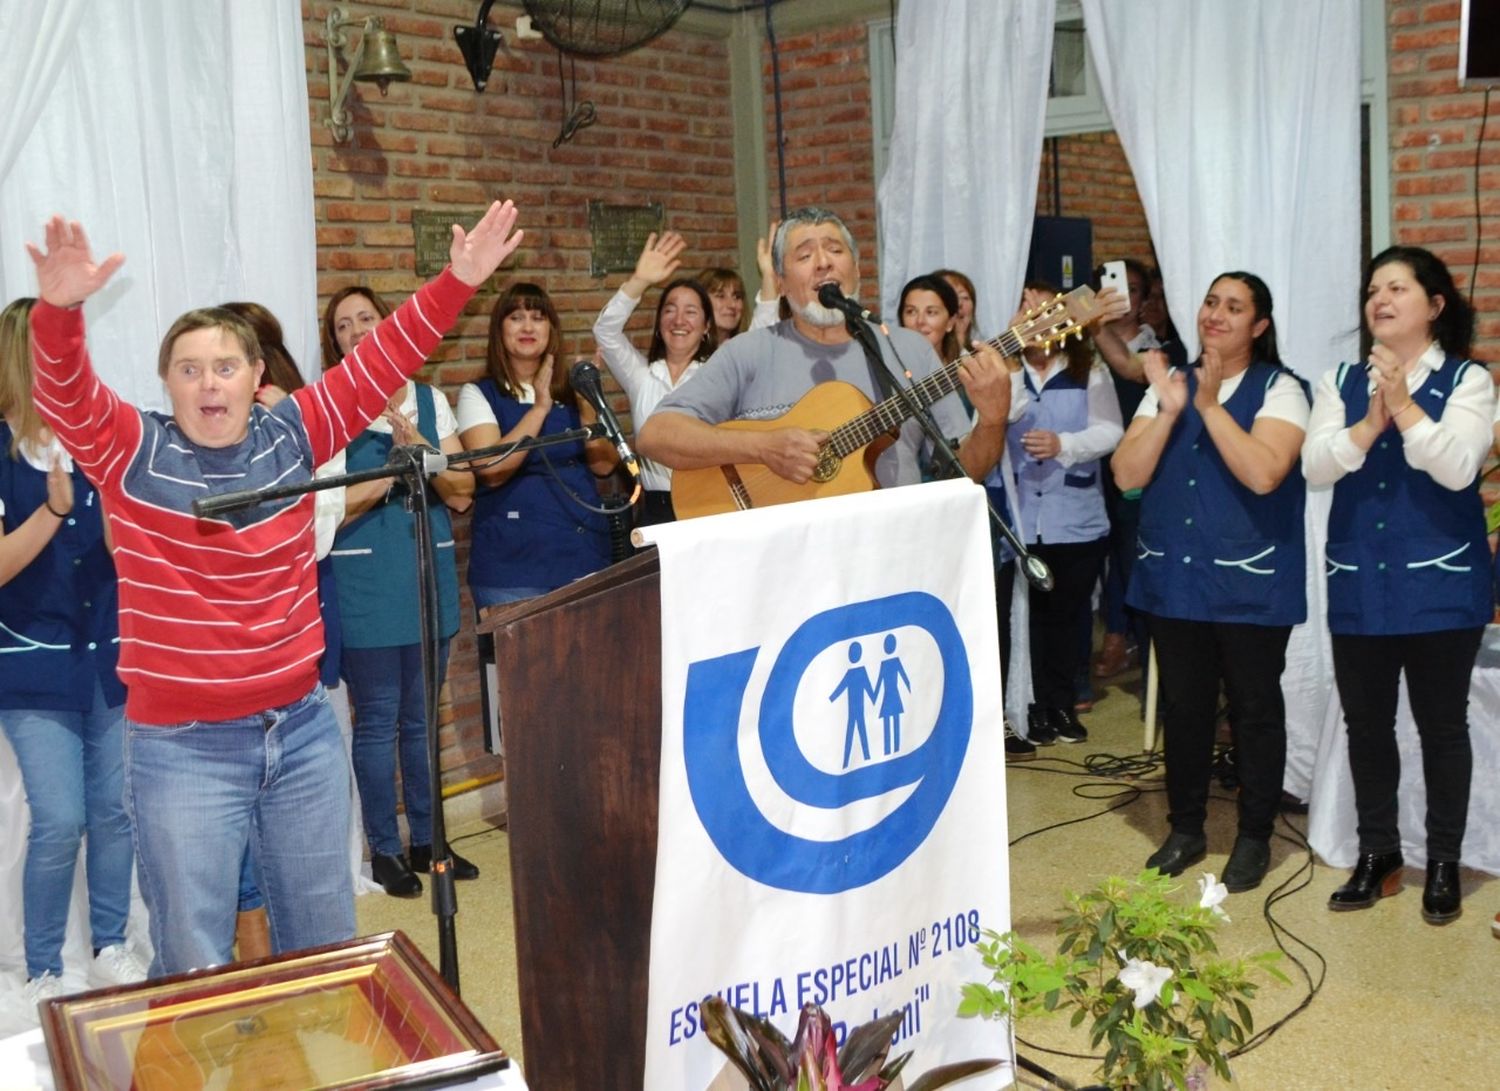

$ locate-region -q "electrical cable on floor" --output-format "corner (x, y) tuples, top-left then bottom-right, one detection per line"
(1003, 743), (1327, 1061)
(1228, 813), (1328, 1057)
(447, 826), (504, 846)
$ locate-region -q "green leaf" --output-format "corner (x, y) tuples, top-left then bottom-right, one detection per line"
(1177, 977), (1212, 1003)
(1234, 997), (1254, 1033)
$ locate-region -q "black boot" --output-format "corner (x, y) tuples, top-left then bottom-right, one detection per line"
(1221, 835), (1271, 893)
(371, 852), (423, 898)
(1328, 851), (1403, 911)
(1421, 860), (1461, 925)
(1145, 831), (1206, 877)
(410, 843), (481, 881)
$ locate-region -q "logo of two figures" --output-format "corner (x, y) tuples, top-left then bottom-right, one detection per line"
(828, 634), (911, 769)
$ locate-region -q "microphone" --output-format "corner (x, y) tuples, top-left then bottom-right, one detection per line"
(817, 283), (882, 326)
(569, 360), (640, 479)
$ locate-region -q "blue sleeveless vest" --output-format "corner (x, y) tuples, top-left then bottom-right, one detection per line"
(1324, 357), (1491, 635)
(330, 385), (459, 648)
(468, 380), (610, 593)
(1006, 364), (1108, 544)
(1127, 362), (1308, 626)
(0, 424), (124, 710)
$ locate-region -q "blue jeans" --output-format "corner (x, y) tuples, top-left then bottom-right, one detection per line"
(471, 585), (549, 610)
(2, 681), (131, 978)
(124, 684), (354, 976)
(341, 641), (450, 857)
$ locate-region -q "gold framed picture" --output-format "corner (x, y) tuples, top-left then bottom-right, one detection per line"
(40, 931), (508, 1090)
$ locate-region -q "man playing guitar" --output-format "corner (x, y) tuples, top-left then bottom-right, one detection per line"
(636, 207), (1013, 502)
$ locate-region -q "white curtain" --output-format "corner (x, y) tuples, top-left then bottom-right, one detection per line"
(876, 0), (1055, 730)
(0, 0), (317, 1000)
(877, 0), (1056, 331)
(0, 0), (320, 408)
(1079, 0), (1361, 380)
(0, 0), (93, 184)
(1080, 0), (1363, 796)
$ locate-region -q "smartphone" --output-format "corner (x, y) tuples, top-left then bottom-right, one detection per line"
(1100, 260), (1130, 311)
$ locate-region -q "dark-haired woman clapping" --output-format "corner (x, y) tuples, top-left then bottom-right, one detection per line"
(1304, 245), (1494, 925)
(1113, 272), (1310, 895)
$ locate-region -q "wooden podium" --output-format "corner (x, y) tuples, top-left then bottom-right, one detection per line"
(476, 550), (662, 1090)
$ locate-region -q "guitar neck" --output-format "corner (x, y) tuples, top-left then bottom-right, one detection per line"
(827, 328), (1025, 457)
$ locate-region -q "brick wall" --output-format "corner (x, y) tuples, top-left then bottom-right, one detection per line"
(1384, 0), (1500, 526)
(304, 0), (738, 784)
(1386, 0), (1500, 359)
(761, 22), (881, 292)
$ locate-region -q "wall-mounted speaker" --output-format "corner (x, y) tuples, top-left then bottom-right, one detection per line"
(1460, 0), (1500, 86)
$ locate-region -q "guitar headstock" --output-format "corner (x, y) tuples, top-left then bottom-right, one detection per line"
(1011, 285), (1105, 352)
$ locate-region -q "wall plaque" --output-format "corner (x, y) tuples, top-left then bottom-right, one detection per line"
(588, 201), (664, 277)
(411, 209), (489, 277)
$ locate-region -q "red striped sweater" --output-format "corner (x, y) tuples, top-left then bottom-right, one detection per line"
(30, 269), (474, 724)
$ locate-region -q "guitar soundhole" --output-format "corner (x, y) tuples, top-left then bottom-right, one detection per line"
(812, 449), (841, 483)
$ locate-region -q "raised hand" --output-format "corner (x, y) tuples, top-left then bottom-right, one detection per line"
(1142, 348), (1186, 416)
(1008, 287), (1053, 332)
(755, 220), (781, 300)
(26, 217), (125, 308)
(632, 231), (686, 287)
(1093, 285), (1132, 326)
(449, 200), (524, 287)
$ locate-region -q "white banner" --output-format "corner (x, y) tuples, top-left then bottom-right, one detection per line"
(640, 480), (1013, 1088)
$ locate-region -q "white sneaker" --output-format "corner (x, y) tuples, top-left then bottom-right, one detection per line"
(89, 945), (148, 988)
(20, 973), (65, 1024)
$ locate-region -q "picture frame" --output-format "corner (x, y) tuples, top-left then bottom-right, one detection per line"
(39, 931), (508, 1090)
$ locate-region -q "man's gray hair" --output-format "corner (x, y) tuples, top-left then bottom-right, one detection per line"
(771, 207), (859, 276)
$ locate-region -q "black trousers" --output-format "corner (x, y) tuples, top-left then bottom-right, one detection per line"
(1330, 628), (1482, 861)
(1024, 539), (1107, 712)
(1148, 615), (1292, 841)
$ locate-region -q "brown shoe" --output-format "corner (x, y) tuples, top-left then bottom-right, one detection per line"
(1492, 910), (1499, 939)
(1094, 633), (1132, 678)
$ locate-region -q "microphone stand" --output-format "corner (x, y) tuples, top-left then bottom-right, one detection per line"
(194, 424), (604, 992)
(840, 314), (1053, 591)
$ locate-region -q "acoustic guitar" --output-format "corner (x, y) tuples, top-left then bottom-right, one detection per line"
(669, 285), (1105, 519)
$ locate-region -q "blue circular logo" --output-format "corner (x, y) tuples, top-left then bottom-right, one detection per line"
(681, 591), (972, 893)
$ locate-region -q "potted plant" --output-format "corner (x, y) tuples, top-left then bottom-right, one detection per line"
(959, 869), (1286, 1090)
(702, 996), (1003, 1091)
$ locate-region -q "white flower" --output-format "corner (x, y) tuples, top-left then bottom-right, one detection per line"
(1197, 872), (1230, 921)
(1119, 958), (1173, 1010)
